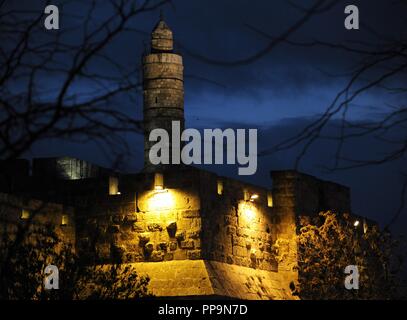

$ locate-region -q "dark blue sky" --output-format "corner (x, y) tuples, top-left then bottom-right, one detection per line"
(21, 0), (407, 234)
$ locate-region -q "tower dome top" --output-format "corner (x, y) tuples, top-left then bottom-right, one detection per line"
(151, 13), (173, 52)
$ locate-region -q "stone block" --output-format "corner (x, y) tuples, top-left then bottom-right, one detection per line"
(173, 250), (187, 260)
(107, 225), (120, 234)
(187, 230), (200, 239)
(226, 226), (236, 235)
(224, 215), (237, 226)
(144, 242), (154, 253)
(166, 221), (177, 237)
(95, 243), (110, 260)
(125, 243), (140, 253)
(187, 250), (201, 260)
(237, 227), (250, 238)
(169, 241), (177, 251)
(132, 222), (146, 232)
(124, 214), (137, 224)
(112, 215), (124, 224)
(110, 244), (125, 260)
(232, 245), (247, 257)
(246, 240), (252, 250)
(180, 240), (194, 249)
(181, 210), (200, 218)
(194, 239), (201, 249)
(250, 251), (257, 262)
(150, 250), (164, 262)
(232, 235), (245, 247)
(148, 223), (163, 232)
(175, 231), (185, 241)
(138, 232), (150, 244)
(157, 242), (168, 251)
(164, 252), (174, 260)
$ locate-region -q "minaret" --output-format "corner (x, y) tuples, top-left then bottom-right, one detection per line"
(142, 14), (184, 172)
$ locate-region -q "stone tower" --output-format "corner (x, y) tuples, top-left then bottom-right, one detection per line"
(142, 15), (184, 172)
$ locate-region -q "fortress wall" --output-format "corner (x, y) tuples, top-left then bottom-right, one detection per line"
(75, 171), (203, 264)
(74, 169), (300, 298)
(32, 157), (110, 180)
(0, 159), (30, 194)
(271, 170), (351, 218)
(3, 167), (349, 299)
(126, 260), (297, 299)
(0, 192), (76, 245)
(270, 170), (351, 278)
(199, 171), (279, 272)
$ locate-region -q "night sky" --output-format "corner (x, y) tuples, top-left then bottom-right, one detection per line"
(15, 0), (407, 234)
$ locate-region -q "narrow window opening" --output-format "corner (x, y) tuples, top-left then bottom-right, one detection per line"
(217, 179), (223, 195)
(20, 209), (30, 220)
(61, 215), (69, 226)
(109, 176), (119, 195)
(267, 192), (273, 207)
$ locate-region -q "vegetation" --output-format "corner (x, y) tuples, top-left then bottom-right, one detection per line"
(297, 211), (404, 299)
(0, 223), (151, 300)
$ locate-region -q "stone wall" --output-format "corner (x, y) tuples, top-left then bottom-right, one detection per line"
(0, 192), (76, 245)
(0, 159), (30, 193)
(127, 260), (297, 299)
(71, 168), (300, 299)
(269, 170), (352, 279)
(0, 162), (354, 299)
(75, 169), (281, 271)
(271, 170), (351, 217)
(199, 171), (280, 272)
(75, 171), (203, 264)
(32, 157), (111, 180)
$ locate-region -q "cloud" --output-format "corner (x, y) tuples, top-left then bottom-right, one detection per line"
(188, 116), (407, 233)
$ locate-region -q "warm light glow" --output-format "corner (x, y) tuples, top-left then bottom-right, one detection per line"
(148, 189), (174, 210)
(116, 191), (121, 195)
(354, 220), (360, 227)
(267, 192), (273, 207)
(244, 206), (256, 220)
(154, 172), (164, 190)
(20, 209), (30, 220)
(109, 176), (119, 195)
(250, 194), (259, 202)
(239, 201), (258, 225)
(217, 179), (223, 195)
(61, 215), (69, 226)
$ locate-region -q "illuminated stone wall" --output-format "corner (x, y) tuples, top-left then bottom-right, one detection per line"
(75, 171), (203, 264)
(75, 170), (281, 269)
(127, 260), (297, 299)
(73, 169), (300, 299)
(270, 170), (351, 277)
(199, 172), (279, 272)
(0, 160), (352, 299)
